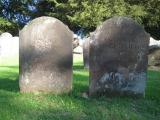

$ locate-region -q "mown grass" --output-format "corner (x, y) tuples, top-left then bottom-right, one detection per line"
(0, 54), (160, 120)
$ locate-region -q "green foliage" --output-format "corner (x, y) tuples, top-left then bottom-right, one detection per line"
(68, 0), (129, 31)
(0, 0), (160, 38)
(67, 0), (109, 30)
(0, 17), (18, 35)
(45, 0), (159, 35)
(0, 0), (28, 35)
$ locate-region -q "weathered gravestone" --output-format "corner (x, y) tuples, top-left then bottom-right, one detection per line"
(0, 33), (19, 66)
(148, 48), (160, 71)
(83, 37), (90, 69)
(19, 16), (73, 93)
(89, 16), (149, 97)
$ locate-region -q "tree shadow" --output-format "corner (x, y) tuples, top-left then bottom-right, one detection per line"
(0, 77), (19, 92)
(146, 70), (160, 101)
(0, 65), (160, 120)
(0, 66), (19, 68)
(72, 72), (89, 96)
(0, 66), (19, 92)
(73, 65), (85, 70)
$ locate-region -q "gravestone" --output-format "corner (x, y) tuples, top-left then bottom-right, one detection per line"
(19, 16), (73, 93)
(149, 37), (160, 49)
(83, 37), (90, 69)
(0, 33), (19, 66)
(89, 16), (149, 97)
(148, 48), (160, 71)
(0, 32), (12, 38)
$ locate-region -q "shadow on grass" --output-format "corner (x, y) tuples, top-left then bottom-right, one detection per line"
(0, 65), (160, 120)
(72, 72), (89, 96)
(0, 66), (19, 68)
(73, 65), (85, 70)
(0, 64), (159, 100)
(146, 70), (160, 100)
(0, 78), (19, 92)
(0, 66), (19, 92)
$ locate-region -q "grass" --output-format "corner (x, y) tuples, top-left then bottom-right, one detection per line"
(0, 54), (160, 120)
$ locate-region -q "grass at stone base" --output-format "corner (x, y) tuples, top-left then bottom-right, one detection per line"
(0, 55), (160, 120)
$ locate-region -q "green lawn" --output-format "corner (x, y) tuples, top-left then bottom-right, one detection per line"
(0, 55), (160, 120)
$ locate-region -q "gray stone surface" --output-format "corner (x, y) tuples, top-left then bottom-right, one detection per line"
(89, 16), (149, 97)
(73, 37), (79, 49)
(19, 16), (73, 93)
(148, 48), (160, 71)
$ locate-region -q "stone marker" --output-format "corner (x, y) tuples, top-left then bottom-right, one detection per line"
(0, 33), (19, 66)
(0, 32), (12, 38)
(19, 16), (73, 93)
(83, 37), (90, 69)
(149, 37), (160, 49)
(89, 16), (149, 97)
(148, 48), (160, 71)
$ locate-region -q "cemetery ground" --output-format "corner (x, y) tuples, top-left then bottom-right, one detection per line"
(0, 54), (160, 120)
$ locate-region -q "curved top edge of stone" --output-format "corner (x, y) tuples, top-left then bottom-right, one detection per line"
(90, 16), (150, 37)
(105, 16), (140, 25)
(20, 16), (73, 34)
(0, 32), (13, 38)
(94, 16), (150, 37)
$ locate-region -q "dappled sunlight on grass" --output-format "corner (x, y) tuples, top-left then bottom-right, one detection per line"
(0, 55), (160, 120)
(0, 66), (19, 92)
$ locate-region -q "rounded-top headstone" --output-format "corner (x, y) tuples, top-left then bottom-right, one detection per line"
(89, 16), (149, 97)
(19, 16), (73, 93)
(0, 32), (12, 38)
